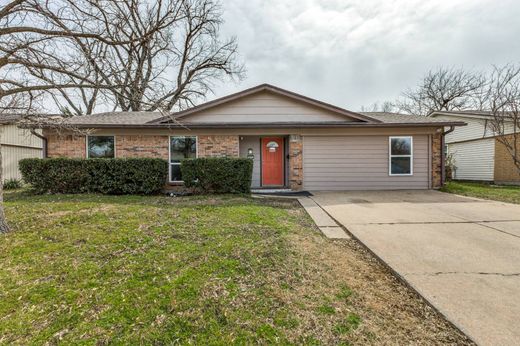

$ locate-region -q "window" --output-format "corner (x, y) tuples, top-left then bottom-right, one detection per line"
(389, 136), (413, 175)
(87, 136), (115, 158)
(169, 136), (197, 182)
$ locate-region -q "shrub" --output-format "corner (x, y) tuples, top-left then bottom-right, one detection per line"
(3, 178), (23, 190)
(19, 158), (168, 195)
(181, 157), (253, 194)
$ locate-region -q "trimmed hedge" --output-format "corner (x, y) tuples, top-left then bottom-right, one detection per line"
(19, 158), (168, 195)
(181, 157), (253, 194)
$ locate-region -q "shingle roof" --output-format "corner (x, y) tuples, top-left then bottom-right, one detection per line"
(0, 114), (23, 124)
(41, 88), (467, 129)
(1, 113), (64, 125)
(360, 112), (460, 124)
(64, 111), (164, 125)
(51, 110), (465, 128)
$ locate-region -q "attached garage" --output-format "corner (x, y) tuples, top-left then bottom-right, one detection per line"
(302, 135), (431, 190)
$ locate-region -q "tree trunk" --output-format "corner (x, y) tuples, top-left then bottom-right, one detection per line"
(0, 142), (10, 234)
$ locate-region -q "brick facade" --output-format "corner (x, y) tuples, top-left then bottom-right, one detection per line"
(197, 135), (239, 157)
(45, 133), (241, 160)
(44, 130), (86, 158)
(116, 135), (168, 159)
(44, 131), (169, 159)
(431, 132), (443, 189)
(494, 135), (520, 183)
(288, 134), (303, 190)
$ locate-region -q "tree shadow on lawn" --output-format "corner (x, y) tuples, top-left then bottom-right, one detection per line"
(4, 188), (299, 210)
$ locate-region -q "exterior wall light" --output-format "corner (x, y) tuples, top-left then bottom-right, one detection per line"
(247, 148), (254, 159)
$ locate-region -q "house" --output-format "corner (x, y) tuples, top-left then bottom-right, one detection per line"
(38, 84), (464, 191)
(431, 111), (520, 184)
(1, 115), (43, 181)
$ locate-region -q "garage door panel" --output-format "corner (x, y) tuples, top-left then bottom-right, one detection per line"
(307, 181), (429, 186)
(303, 135), (430, 190)
(304, 148), (429, 153)
(304, 151), (429, 158)
(304, 172), (428, 178)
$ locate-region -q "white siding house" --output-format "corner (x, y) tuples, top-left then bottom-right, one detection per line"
(430, 111), (519, 182)
(0, 119), (43, 181)
(449, 138), (495, 181)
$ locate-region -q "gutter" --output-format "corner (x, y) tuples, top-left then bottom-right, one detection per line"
(30, 121), (468, 130)
(30, 130), (47, 158)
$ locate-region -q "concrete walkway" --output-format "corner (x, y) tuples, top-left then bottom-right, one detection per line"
(298, 197), (350, 239)
(311, 190), (520, 346)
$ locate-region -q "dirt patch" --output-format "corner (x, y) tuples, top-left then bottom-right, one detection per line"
(286, 209), (474, 345)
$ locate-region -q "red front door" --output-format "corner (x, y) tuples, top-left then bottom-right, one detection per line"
(261, 137), (284, 186)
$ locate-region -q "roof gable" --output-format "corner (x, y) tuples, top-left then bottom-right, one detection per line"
(151, 84), (381, 125)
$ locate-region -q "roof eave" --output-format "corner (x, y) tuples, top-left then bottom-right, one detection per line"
(34, 121), (466, 129)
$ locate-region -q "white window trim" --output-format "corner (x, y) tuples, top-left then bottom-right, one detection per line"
(389, 136), (413, 176)
(86, 135), (116, 159)
(168, 135), (198, 183)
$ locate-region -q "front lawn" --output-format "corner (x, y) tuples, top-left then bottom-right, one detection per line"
(0, 191), (471, 345)
(441, 181), (520, 204)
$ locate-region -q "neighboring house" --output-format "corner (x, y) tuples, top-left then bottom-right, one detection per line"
(431, 111), (520, 184)
(0, 115), (43, 181)
(38, 84), (464, 191)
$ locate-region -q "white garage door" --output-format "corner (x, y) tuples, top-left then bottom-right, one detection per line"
(303, 135), (430, 190)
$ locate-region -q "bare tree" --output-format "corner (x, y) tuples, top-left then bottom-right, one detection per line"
(0, 93), (39, 233)
(360, 101), (396, 113)
(484, 64), (520, 174)
(1, 0), (126, 110)
(0, 1), (132, 232)
(0, 0), (109, 233)
(396, 67), (487, 116)
(0, 0), (243, 233)
(10, 0), (244, 114)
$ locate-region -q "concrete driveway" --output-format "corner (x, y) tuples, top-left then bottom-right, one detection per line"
(311, 190), (520, 346)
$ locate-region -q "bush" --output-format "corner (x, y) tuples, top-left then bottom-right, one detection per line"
(181, 157), (253, 194)
(19, 158), (168, 195)
(3, 178), (23, 190)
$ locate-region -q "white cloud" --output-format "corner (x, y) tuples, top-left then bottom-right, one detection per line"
(218, 0), (520, 110)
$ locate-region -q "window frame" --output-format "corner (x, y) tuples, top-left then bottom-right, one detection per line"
(388, 136), (413, 176)
(168, 135), (198, 183)
(86, 135), (116, 159)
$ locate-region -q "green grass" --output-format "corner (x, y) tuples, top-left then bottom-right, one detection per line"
(441, 181), (520, 204)
(0, 191), (364, 345)
(334, 314), (361, 335)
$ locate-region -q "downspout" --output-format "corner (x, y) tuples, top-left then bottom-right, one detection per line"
(30, 130), (47, 158)
(440, 125), (455, 186)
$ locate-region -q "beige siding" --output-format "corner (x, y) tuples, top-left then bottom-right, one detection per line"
(0, 125), (43, 148)
(0, 124), (43, 181)
(239, 136), (261, 188)
(2, 145), (42, 181)
(449, 139), (495, 181)
(180, 90), (359, 123)
(303, 135), (430, 190)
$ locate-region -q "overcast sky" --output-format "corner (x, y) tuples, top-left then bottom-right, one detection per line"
(214, 0), (520, 111)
